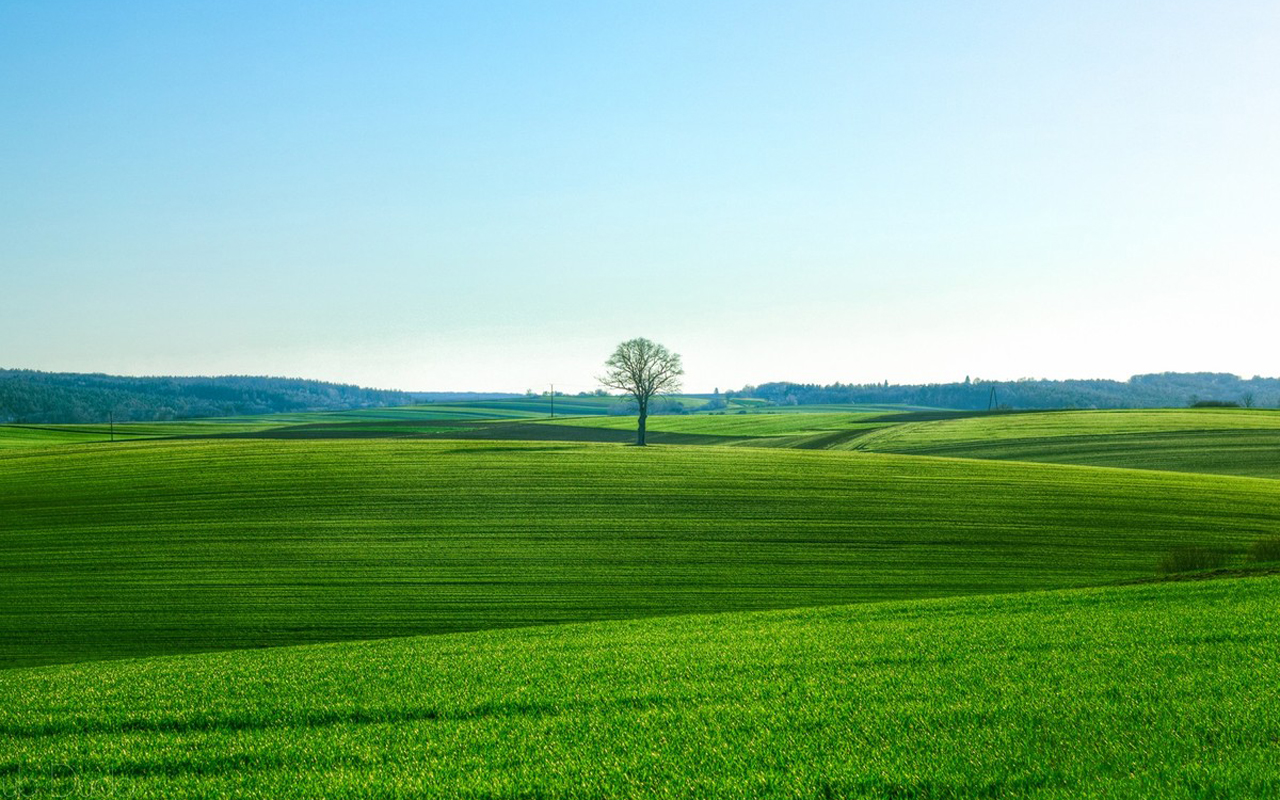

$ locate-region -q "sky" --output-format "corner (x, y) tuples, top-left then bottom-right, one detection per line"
(2, 1), (1278, 393)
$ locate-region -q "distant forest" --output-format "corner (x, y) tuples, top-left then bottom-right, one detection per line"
(0, 370), (426, 423)
(5, 368), (1278, 424)
(737, 373), (1280, 411)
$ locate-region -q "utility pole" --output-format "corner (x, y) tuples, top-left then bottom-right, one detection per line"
(988, 385), (999, 412)
(550, 384), (554, 419)
(109, 410), (115, 442)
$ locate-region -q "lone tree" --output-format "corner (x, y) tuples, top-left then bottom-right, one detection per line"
(600, 337), (683, 446)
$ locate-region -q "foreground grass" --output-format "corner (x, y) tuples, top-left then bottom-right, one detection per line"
(2, 577), (1276, 798)
(3, 439), (1277, 667)
(854, 408), (1280, 478)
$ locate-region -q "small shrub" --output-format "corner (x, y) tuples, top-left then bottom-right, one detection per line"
(1157, 546), (1228, 575)
(1247, 536), (1280, 564)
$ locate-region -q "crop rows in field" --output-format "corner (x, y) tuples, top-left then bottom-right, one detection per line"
(2, 439), (1277, 667)
(2, 576), (1276, 798)
(852, 408), (1280, 478)
(0, 396), (709, 449)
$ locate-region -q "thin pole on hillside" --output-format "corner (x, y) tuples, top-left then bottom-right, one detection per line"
(109, 410), (114, 442)
(550, 384), (555, 419)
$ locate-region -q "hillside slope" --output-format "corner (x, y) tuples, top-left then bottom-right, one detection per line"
(2, 577), (1276, 798)
(3, 439), (1277, 667)
(853, 409), (1280, 478)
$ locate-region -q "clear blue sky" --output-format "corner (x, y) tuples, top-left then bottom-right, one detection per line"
(3, 1), (1277, 392)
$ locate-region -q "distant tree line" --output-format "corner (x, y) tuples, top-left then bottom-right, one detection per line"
(734, 373), (1280, 411)
(0, 369), (417, 423)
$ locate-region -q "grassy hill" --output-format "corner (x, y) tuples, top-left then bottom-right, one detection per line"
(5, 404), (1280, 797)
(3, 576), (1276, 798)
(532, 410), (886, 438)
(3, 439), (1278, 668)
(514, 407), (1280, 471)
(0, 396), (700, 449)
(852, 408), (1280, 478)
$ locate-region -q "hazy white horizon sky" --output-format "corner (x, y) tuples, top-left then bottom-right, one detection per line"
(3, 1), (1278, 392)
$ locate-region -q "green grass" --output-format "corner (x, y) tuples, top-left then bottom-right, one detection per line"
(0, 425), (112, 448)
(3, 439), (1278, 668)
(0, 421), (294, 448)
(0, 406), (554, 449)
(538, 411), (887, 440)
(2, 576), (1276, 799)
(0, 397), (716, 449)
(854, 408), (1280, 477)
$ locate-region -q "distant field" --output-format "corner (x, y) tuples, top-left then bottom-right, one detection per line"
(0, 396), (705, 448)
(537, 411), (888, 441)
(855, 408), (1280, 478)
(3, 577), (1276, 798)
(0, 425), (113, 448)
(3, 439), (1277, 667)
(0, 421), (290, 448)
(10, 407), (1280, 481)
(0, 406), (540, 449)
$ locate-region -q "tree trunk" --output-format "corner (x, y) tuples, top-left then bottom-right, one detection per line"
(636, 403), (647, 446)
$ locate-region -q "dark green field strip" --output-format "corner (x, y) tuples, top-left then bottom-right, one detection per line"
(2, 440), (1277, 668)
(2, 577), (1276, 798)
(195, 420), (484, 438)
(449, 422), (747, 446)
(192, 419), (752, 445)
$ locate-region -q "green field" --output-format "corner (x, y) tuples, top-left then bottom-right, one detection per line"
(5, 404), (1280, 797)
(0, 395), (700, 449)
(854, 408), (1280, 477)
(3, 577), (1276, 799)
(536, 410), (888, 441)
(3, 438), (1278, 668)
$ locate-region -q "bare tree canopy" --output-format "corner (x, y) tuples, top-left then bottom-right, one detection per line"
(600, 338), (683, 446)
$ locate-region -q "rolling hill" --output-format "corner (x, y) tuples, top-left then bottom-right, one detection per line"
(3, 576), (1276, 798)
(2, 438), (1277, 668)
(852, 408), (1280, 478)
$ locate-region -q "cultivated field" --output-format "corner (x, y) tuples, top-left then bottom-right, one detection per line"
(2, 577), (1276, 798)
(3, 437), (1278, 668)
(853, 408), (1280, 477)
(0, 395), (680, 448)
(533, 410), (889, 441)
(3, 403), (1279, 797)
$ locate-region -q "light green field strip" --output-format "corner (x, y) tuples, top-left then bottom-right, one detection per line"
(0, 422), (279, 449)
(0, 426), (109, 449)
(2, 577), (1276, 799)
(2, 439), (1277, 667)
(852, 409), (1280, 477)
(858, 409), (1280, 449)
(0, 408), (537, 449)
